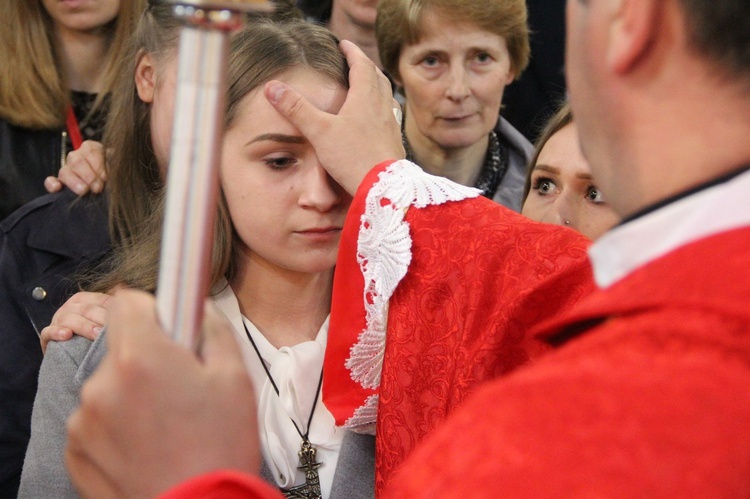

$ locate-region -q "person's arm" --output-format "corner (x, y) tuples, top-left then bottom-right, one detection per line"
(65, 290), (263, 498)
(18, 336), (94, 498)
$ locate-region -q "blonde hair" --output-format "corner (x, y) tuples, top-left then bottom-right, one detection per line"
(0, 0), (145, 129)
(92, 19), (349, 294)
(376, 0), (530, 83)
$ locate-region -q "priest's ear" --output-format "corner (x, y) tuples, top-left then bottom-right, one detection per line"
(606, 0), (663, 75)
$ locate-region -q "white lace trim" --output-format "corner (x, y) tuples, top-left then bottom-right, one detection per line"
(343, 394), (379, 434)
(343, 160), (480, 433)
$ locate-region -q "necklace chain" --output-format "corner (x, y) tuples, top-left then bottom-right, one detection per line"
(242, 320), (324, 499)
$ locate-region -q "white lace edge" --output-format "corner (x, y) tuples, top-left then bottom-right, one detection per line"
(343, 160), (480, 432)
(343, 394), (379, 435)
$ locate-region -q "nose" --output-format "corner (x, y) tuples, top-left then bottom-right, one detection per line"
(544, 196), (577, 230)
(298, 161), (342, 212)
(445, 64), (470, 101)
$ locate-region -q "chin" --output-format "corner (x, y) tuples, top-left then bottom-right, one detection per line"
(432, 128), (490, 150)
(436, 135), (486, 150)
(296, 256), (338, 275)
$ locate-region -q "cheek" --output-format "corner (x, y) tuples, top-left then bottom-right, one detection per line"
(521, 196), (544, 221)
(150, 114), (172, 171)
(97, 0), (121, 25)
(477, 76), (506, 112)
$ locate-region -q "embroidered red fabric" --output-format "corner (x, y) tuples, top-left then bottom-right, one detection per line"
(382, 227), (750, 497)
(322, 160), (595, 492)
(373, 194), (594, 491)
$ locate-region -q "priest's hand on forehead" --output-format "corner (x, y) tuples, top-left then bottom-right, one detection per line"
(264, 40), (405, 195)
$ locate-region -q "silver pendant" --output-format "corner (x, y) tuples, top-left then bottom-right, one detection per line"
(283, 439), (322, 499)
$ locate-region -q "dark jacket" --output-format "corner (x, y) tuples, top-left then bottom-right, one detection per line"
(0, 119), (64, 221)
(0, 189), (110, 498)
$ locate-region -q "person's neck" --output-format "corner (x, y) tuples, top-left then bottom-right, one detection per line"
(230, 256), (333, 350)
(54, 24), (111, 93)
(607, 81), (750, 219)
(327, 6), (381, 68)
(405, 120), (489, 186)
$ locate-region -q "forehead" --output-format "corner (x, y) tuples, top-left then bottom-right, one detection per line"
(231, 67), (346, 130)
(408, 9), (506, 51)
(536, 123), (592, 176)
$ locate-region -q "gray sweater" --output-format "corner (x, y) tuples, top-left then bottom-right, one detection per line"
(18, 333), (374, 498)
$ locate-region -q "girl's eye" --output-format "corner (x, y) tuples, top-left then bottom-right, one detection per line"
(532, 177), (557, 195)
(264, 157), (296, 170)
(586, 186), (605, 204)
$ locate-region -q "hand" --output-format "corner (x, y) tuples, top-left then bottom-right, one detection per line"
(65, 289), (261, 498)
(265, 39), (405, 195)
(44, 140), (107, 195)
(40, 291), (111, 353)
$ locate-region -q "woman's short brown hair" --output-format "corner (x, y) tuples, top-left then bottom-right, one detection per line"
(376, 0), (530, 83)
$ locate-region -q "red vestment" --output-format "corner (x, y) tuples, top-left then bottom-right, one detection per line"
(383, 226), (750, 497)
(322, 161), (594, 491)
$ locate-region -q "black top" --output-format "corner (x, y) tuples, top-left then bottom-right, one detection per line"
(0, 92), (107, 221)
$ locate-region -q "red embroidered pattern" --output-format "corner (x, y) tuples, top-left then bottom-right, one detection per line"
(374, 196), (594, 491)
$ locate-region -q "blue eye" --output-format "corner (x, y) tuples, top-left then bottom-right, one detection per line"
(421, 55), (439, 67)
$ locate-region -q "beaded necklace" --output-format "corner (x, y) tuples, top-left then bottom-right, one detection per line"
(401, 129), (509, 199)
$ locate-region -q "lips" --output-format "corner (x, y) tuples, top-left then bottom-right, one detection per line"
(295, 227), (342, 235)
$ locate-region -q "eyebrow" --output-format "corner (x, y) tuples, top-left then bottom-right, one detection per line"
(532, 164), (560, 175)
(535, 164), (595, 181)
(246, 133), (306, 146)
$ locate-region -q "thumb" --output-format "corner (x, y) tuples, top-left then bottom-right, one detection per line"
(198, 300), (244, 368)
(264, 80), (329, 142)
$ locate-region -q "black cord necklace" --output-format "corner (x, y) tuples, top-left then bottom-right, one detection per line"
(243, 320), (324, 499)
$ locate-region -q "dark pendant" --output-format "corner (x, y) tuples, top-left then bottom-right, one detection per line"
(283, 439), (322, 499)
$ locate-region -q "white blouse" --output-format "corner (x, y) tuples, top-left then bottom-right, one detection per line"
(211, 281), (345, 498)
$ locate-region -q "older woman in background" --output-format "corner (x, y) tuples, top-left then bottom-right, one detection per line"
(522, 102), (620, 241)
(376, 0), (532, 210)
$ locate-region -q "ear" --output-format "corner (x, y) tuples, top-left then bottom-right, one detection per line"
(134, 51), (157, 103)
(607, 0), (661, 74)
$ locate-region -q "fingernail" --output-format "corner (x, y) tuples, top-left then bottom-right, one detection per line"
(266, 81), (286, 103)
(93, 326), (103, 336)
(55, 329), (67, 340)
(92, 180), (102, 193)
(75, 183), (86, 194)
